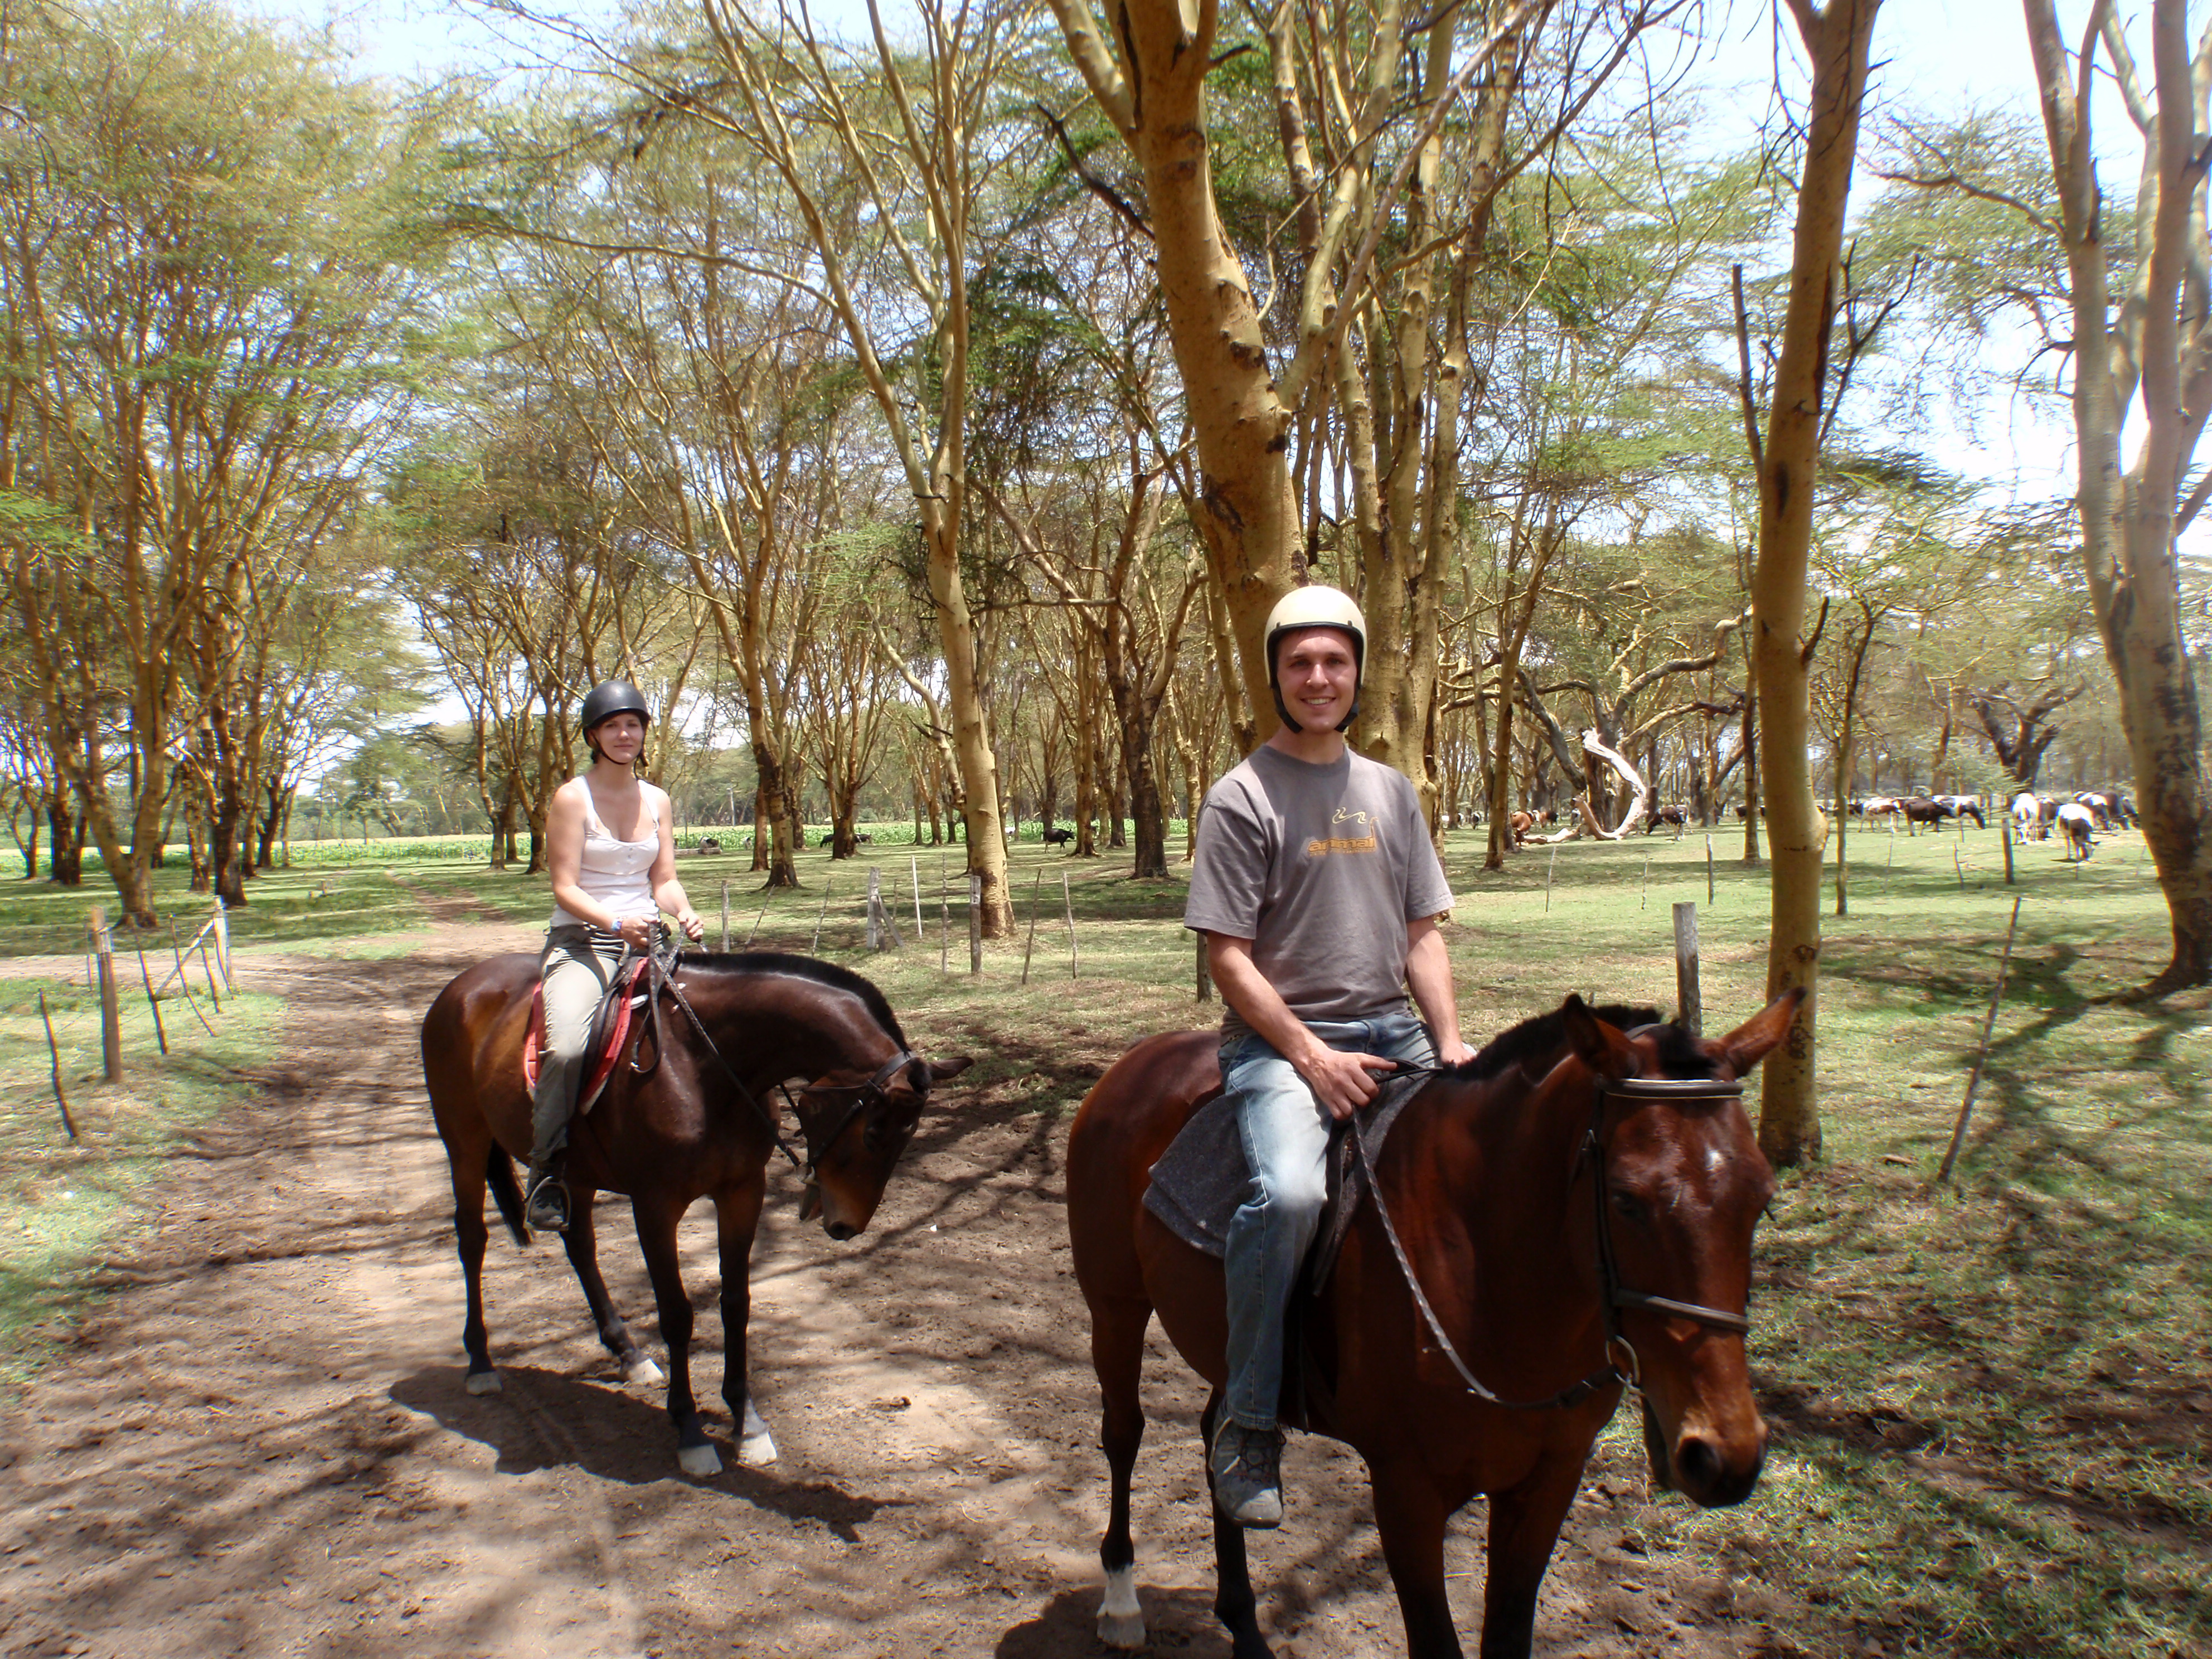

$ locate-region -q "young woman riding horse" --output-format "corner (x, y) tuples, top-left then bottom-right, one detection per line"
(421, 679), (969, 1474)
(525, 677), (705, 1233)
(1067, 989), (1801, 1659)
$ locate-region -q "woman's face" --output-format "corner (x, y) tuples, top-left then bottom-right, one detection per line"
(590, 712), (647, 764)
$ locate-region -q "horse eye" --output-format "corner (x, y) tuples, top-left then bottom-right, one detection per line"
(1610, 1190), (1646, 1224)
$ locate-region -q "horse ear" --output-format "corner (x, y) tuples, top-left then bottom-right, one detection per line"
(928, 1054), (974, 1081)
(1714, 987), (1804, 1077)
(1560, 993), (1639, 1081)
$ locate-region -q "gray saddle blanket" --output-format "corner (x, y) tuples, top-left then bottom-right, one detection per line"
(1142, 1068), (1430, 1285)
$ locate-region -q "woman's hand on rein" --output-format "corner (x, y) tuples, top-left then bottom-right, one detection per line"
(617, 915), (658, 950)
(676, 909), (705, 943)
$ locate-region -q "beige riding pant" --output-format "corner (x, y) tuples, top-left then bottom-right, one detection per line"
(530, 925), (629, 1167)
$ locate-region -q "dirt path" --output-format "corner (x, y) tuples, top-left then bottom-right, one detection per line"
(0, 928), (1802, 1659)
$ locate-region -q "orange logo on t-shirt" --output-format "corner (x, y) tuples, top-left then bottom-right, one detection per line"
(1306, 833), (1379, 856)
(1308, 809), (1380, 857)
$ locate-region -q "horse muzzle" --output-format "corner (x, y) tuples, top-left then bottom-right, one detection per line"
(1645, 1395), (1767, 1507)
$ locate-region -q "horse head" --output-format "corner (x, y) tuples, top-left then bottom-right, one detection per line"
(1559, 989), (1801, 1508)
(795, 1050), (973, 1240)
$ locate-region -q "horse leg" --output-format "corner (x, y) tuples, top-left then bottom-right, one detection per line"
(559, 1187), (662, 1387)
(714, 1171), (777, 1467)
(632, 1191), (718, 1477)
(1090, 1292), (1152, 1648)
(1473, 1459), (1585, 1659)
(1369, 1461), (1461, 1658)
(1200, 1392), (1271, 1659)
(447, 1138), (502, 1395)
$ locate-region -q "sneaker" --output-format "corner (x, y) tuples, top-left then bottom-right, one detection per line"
(525, 1171), (571, 1234)
(1209, 1420), (1285, 1529)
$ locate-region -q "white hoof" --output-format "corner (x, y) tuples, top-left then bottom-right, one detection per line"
(1097, 1567), (1145, 1648)
(465, 1370), (503, 1396)
(738, 1429), (778, 1466)
(625, 1356), (664, 1386)
(677, 1441), (723, 1478)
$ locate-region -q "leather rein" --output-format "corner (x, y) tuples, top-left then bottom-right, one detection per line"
(1350, 1065), (1752, 1413)
(624, 933), (921, 1201)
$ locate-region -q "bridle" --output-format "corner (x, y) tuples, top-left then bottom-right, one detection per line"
(633, 934), (924, 1201)
(1351, 1062), (1753, 1412)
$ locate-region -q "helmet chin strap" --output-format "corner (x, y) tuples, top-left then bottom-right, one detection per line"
(1270, 685), (1361, 735)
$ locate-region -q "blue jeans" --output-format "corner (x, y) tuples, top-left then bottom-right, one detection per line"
(1220, 1010), (1437, 1429)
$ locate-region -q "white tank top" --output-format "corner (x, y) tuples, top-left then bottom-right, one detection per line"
(550, 788), (659, 929)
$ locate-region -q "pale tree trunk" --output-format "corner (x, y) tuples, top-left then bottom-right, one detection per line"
(2025, 0), (2212, 995)
(1748, 0), (1881, 1167)
(1047, 0), (1296, 735)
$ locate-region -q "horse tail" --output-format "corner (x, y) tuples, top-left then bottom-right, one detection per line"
(484, 1145), (530, 1247)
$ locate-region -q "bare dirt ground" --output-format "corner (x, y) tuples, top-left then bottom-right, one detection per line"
(0, 921), (1807, 1659)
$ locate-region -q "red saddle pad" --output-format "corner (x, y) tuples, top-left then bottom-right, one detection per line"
(522, 955), (651, 1110)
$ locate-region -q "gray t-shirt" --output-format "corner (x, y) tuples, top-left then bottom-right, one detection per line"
(1185, 745), (1454, 1039)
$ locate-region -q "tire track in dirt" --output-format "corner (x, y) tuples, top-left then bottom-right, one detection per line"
(0, 929), (1803, 1658)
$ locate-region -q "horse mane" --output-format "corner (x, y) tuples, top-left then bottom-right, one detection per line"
(683, 950), (910, 1048)
(1450, 1001), (1667, 1081)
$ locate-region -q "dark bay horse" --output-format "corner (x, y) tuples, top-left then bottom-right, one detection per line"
(421, 949), (968, 1476)
(1066, 990), (1801, 1658)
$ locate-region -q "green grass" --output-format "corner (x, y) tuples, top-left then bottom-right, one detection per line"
(0, 964), (281, 1389)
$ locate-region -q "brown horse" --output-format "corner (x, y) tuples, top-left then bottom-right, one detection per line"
(1066, 990), (1801, 1658)
(421, 948), (968, 1476)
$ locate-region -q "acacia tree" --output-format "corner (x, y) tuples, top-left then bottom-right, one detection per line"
(0, 0), (434, 923)
(1740, 0), (1883, 1164)
(1047, 0), (1692, 808)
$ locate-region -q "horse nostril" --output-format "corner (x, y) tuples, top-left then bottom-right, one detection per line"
(1674, 1433), (1763, 1508)
(1675, 1434), (1721, 1492)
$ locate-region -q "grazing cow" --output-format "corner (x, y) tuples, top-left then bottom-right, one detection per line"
(2055, 801), (2097, 861)
(1507, 809), (1537, 847)
(1900, 795), (1957, 833)
(2010, 792), (2050, 840)
(693, 836), (721, 856)
(1643, 803), (1689, 836)
(1937, 794), (1986, 827)
(1041, 824), (1074, 845)
(1862, 795), (1904, 826)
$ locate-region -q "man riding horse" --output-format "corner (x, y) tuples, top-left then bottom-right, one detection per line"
(525, 678), (707, 1232)
(1183, 585), (1472, 1529)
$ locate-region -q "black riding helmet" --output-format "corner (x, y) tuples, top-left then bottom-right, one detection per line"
(579, 678), (652, 736)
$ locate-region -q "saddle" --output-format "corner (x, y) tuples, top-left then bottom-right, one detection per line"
(1142, 1069), (1428, 1283)
(521, 955), (654, 1116)
(1142, 1070), (1429, 1432)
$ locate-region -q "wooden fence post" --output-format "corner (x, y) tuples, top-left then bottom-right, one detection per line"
(1672, 901), (1701, 1036)
(911, 855), (924, 947)
(90, 909), (122, 1083)
(211, 901), (233, 992)
(1020, 868), (1044, 986)
(812, 877), (833, 954)
(968, 874), (983, 974)
(720, 880), (731, 951)
(134, 926), (168, 1056)
(38, 991), (77, 1139)
(1062, 871), (1078, 978)
(2001, 819), (2015, 886)
(1196, 932), (1212, 1002)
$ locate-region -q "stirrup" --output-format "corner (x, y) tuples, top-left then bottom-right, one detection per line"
(526, 1170), (571, 1233)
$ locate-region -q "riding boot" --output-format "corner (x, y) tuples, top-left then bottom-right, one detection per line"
(525, 1154), (571, 1234)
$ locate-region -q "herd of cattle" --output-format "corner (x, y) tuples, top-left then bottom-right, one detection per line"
(1497, 788), (2138, 862)
(1852, 788), (2137, 861)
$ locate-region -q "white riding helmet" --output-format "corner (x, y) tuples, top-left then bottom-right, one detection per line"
(1264, 585), (1366, 733)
